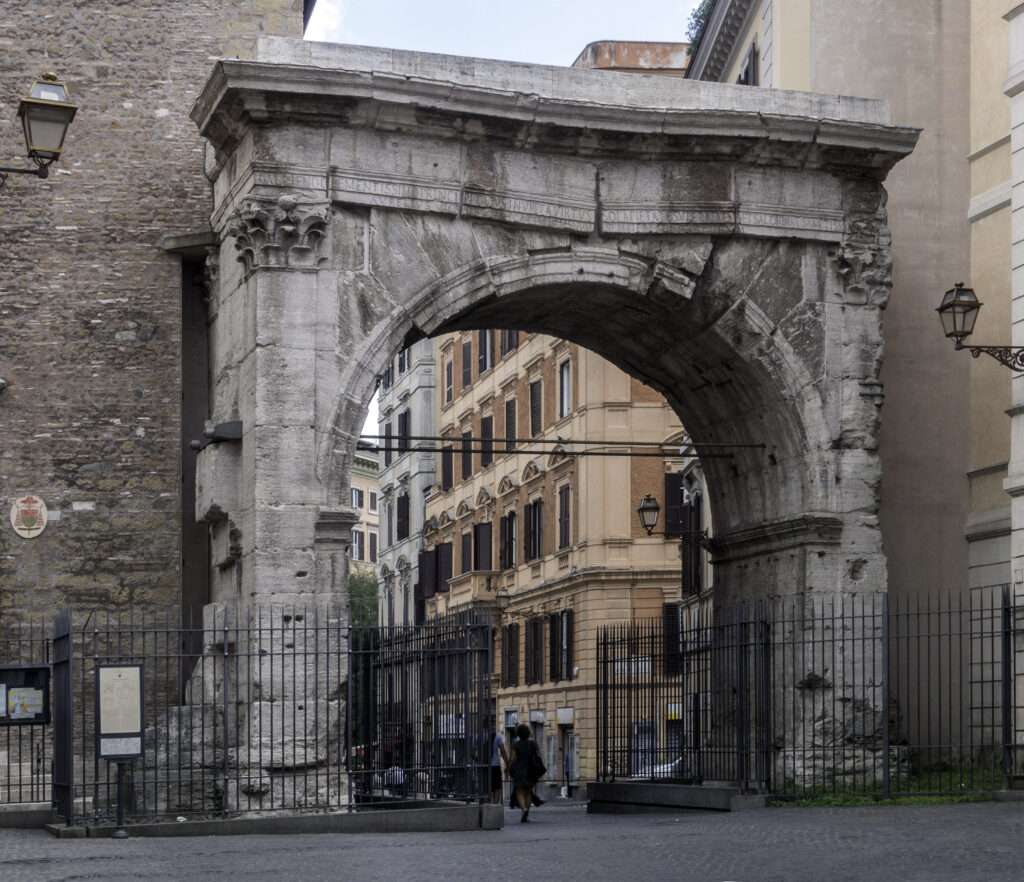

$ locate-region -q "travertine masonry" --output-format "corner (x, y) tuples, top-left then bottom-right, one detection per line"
(193, 38), (918, 607)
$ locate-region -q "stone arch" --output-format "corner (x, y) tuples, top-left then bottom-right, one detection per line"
(193, 41), (916, 606)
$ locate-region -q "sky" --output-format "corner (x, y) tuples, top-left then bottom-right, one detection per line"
(306, 0), (701, 66)
(305, 0), (700, 435)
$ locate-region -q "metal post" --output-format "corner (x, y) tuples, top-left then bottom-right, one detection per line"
(881, 592), (891, 800)
(112, 762), (128, 838)
(1001, 585), (1013, 790)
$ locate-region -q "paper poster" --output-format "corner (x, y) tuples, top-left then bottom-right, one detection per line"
(98, 666), (141, 734)
(8, 687), (43, 720)
(0, 684), (6, 718)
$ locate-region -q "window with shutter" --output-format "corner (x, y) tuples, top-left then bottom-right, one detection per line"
(396, 493), (410, 540)
(419, 549), (436, 598)
(663, 603), (683, 676)
(664, 472), (684, 537)
(462, 340), (472, 389)
(505, 398), (517, 451)
(384, 422), (393, 467)
(461, 431), (473, 480)
(549, 613), (561, 681)
(445, 359), (454, 403)
(436, 542), (453, 592)
(460, 530), (473, 574)
(558, 485), (570, 549)
(441, 445), (453, 491)
(558, 359), (571, 418)
(473, 521), (492, 571)
(529, 380), (542, 436)
(398, 410), (411, 452)
(562, 609), (574, 680)
(480, 415), (493, 467)
(369, 532), (377, 563)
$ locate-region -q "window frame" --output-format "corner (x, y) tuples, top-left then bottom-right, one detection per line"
(558, 359), (571, 419)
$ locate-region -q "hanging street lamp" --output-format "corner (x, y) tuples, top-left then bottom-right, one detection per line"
(937, 282), (1024, 371)
(1, 73), (78, 189)
(636, 494), (661, 536)
(636, 489), (713, 597)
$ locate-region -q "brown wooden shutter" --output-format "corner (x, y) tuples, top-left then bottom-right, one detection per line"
(549, 613), (560, 682)
(474, 521), (492, 571)
(663, 602), (682, 676)
(665, 472), (683, 537)
(441, 446), (453, 490)
(436, 542), (453, 592)
(564, 609), (574, 679)
(419, 549), (436, 599)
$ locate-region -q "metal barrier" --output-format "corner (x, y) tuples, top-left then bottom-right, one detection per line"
(33, 605), (491, 826)
(348, 613), (493, 807)
(598, 587), (1023, 798)
(0, 617), (51, 805)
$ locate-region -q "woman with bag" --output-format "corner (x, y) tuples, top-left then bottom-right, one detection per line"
(508, 723), (545, 823)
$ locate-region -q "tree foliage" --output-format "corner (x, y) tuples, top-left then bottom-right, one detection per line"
(348, 570), (379, 628)
(686, 0), (715, 42)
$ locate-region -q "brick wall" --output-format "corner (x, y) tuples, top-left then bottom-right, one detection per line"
(0, 1), (303, 617)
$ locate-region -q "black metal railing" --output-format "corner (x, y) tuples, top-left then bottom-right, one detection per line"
(598, 586), (1023, 799)
(24, 605), (492, 826)
(349, 611), (492, 807)
(0, 617), (51, 805)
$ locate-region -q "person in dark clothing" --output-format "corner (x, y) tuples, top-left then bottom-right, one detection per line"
(508, 723), (545, 823)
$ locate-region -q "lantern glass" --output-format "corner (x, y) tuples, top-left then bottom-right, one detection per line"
(637, 494), (660, 535)
(17, 76), (77, 165)
(937, 283), (981, 343)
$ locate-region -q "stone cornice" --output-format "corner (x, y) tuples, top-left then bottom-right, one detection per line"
(192, 43), (918, 182)
(712, 514), (844, 564)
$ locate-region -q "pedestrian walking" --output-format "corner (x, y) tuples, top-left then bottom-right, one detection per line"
(509, 723), (546, 823)
(489, 724), (511, 804)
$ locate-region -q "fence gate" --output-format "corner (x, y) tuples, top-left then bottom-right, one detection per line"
(598, 588), (1023, 799)
(347, 616), (493, 807)
(597, 600), (771, 791)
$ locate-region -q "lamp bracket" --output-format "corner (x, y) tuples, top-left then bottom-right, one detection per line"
(956, 342), (1024, 372)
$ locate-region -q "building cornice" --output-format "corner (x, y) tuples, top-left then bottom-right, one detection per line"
(686, 0), (756, 83)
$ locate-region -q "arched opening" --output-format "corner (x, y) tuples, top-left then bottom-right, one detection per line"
(325, 240), (856, 606)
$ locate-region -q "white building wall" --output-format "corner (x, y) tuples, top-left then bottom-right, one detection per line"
(377, 338), (436, 625)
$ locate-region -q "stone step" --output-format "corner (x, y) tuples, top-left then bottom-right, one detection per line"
(587, 781), (766, 813)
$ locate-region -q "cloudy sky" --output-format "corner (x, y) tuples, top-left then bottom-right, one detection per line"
(307, 0), (701, 67)
(305, 0), (700, 435)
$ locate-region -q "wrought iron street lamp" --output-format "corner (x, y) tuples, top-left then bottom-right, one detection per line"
(636, 490), (713, 597)
(637, 494), (660, 535)
(937, 282), (1024, 371)
(0, 73), (78, 189)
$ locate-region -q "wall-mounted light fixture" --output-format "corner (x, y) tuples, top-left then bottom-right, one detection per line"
(1, 73), (78, 189)
(937, 282), (1024, 372)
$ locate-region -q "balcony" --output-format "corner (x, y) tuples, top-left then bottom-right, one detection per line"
(445, 570), (502, 608)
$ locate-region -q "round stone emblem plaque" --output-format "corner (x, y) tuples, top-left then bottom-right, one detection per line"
(10, 495), (48, 539)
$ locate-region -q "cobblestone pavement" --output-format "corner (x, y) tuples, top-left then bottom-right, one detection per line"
(0, 802), (1020, 882)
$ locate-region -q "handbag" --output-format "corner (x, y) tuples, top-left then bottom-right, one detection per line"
(528, 742), (547, 781)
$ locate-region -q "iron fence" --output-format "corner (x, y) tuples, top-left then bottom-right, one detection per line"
(0, 617), (51, 805)
(6, 605), (494, 826)
(598, 586), (1023, 799)
(349, 611), (493, 807)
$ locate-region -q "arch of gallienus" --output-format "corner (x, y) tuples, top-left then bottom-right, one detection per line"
(189, 39), (918, 612)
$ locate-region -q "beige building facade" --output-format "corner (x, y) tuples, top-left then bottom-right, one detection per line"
(349, 446), (380, 577)
(689, 0), (977, 596)
(419, 329), (710, 787)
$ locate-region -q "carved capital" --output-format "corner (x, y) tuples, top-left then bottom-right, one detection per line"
(227, 194), (329, 273)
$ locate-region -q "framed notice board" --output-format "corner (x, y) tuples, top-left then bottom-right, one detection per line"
(0, 665), (51, 726)
(95, 664), (144, 760)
